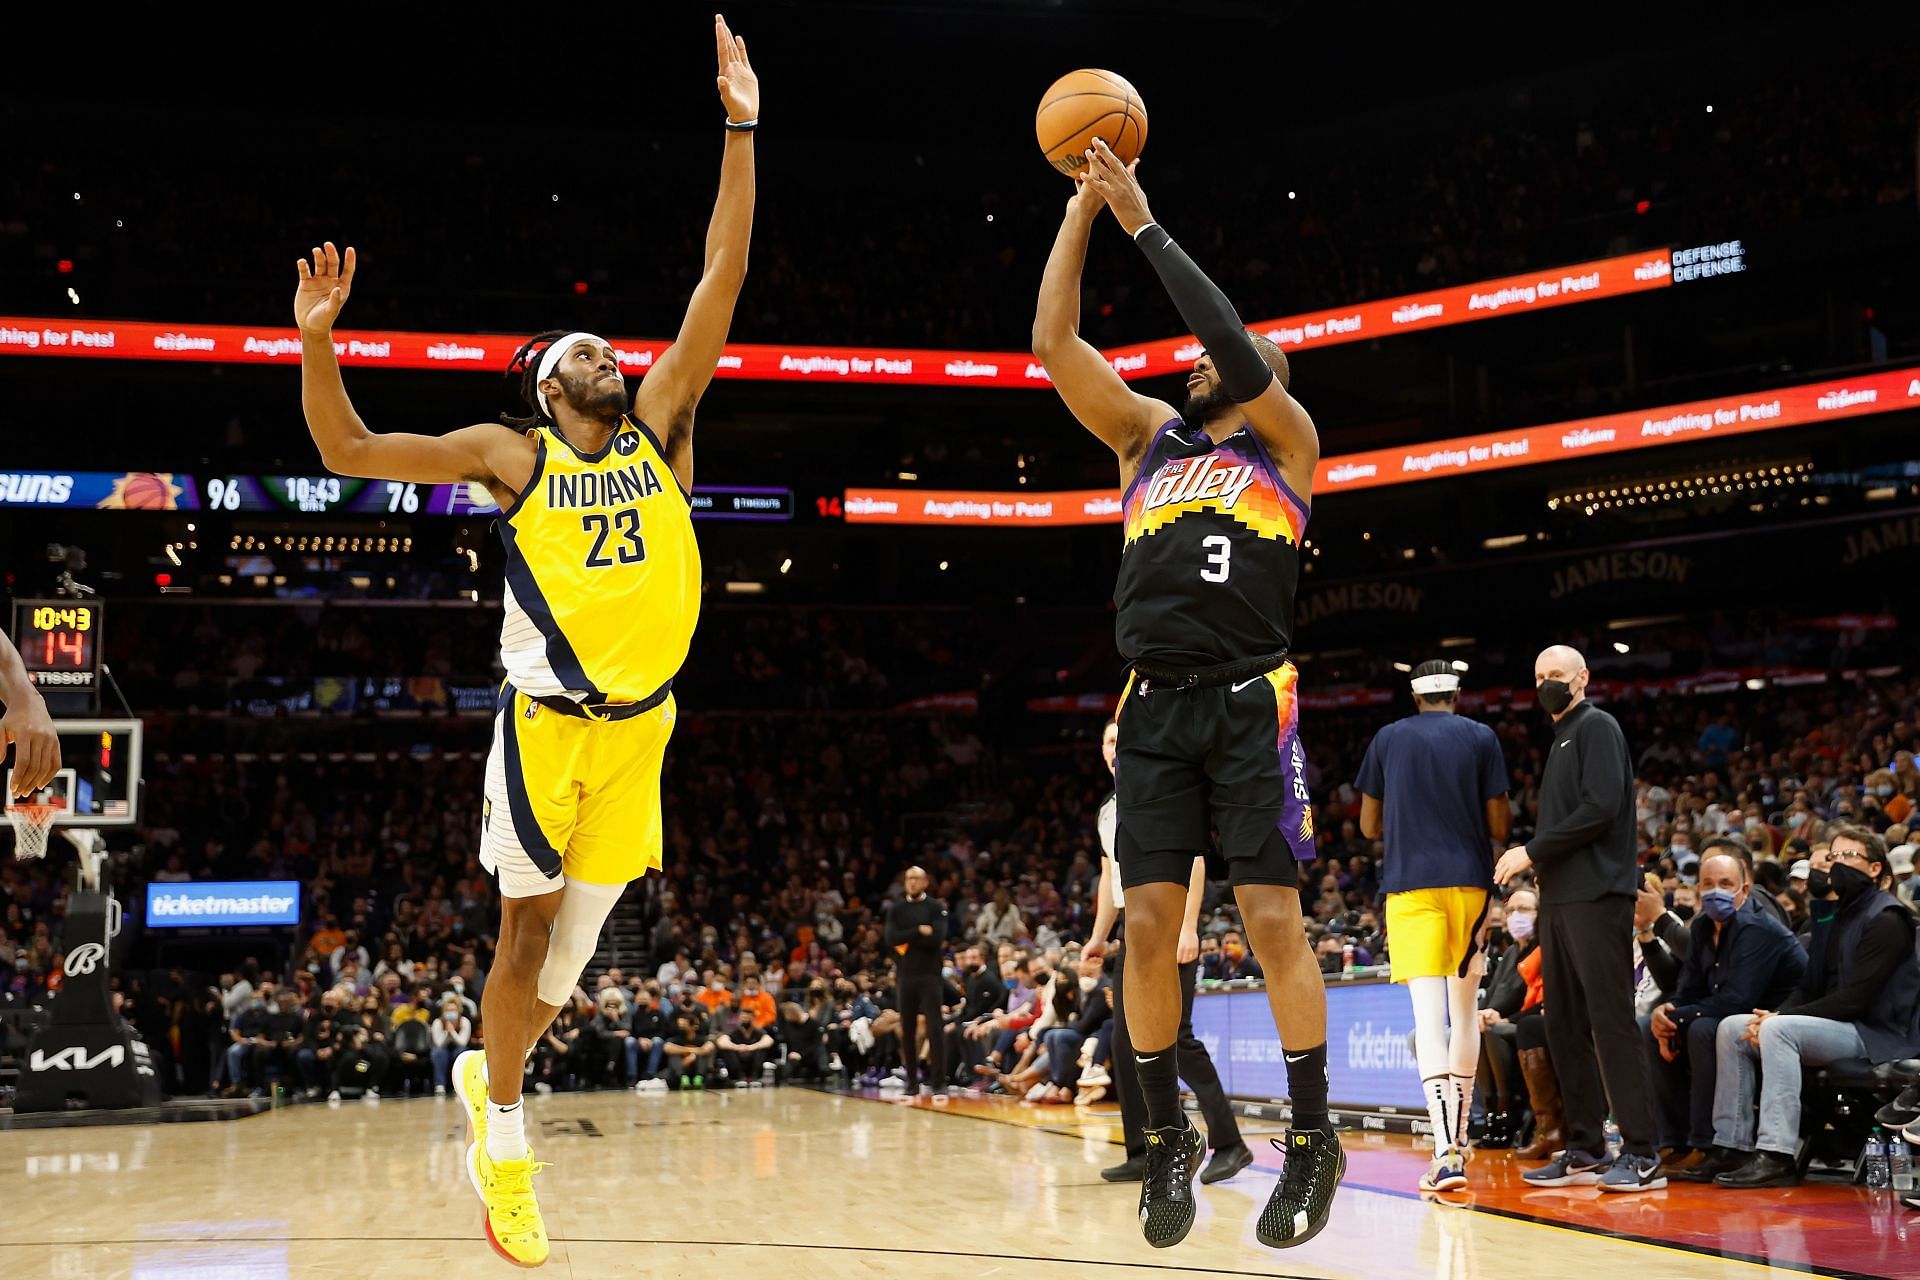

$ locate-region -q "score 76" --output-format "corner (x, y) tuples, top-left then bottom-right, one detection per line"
(383, 482), (421, 513)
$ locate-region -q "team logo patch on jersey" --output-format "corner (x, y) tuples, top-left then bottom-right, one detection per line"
(1143, 455), (1257, 513)
(614, 430), (640, 456)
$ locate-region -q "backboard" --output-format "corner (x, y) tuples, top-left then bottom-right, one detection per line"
(3, 718), (142, 828)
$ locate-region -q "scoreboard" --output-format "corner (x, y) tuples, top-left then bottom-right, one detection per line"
(11, 599), (103, 695)
(199, 475), (500, 516)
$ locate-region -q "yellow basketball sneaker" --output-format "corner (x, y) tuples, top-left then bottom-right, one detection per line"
(466, 1140), (550, 1267)
(454, 1049), (489, 1155)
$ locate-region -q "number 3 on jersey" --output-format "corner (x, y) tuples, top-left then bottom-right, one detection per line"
(582, 509), (646, 568)
(1200, 534), (1232, 582)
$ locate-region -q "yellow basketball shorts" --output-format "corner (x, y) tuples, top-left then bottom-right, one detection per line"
(480, 684), (674, 898)
(1385, 887), (1491, 983)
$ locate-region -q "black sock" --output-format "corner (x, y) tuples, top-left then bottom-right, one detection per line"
(1285, 1042), (1330, 1133)
(1135, 1044), (1183, 1130)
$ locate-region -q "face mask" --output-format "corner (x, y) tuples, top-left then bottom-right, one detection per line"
(1537, 679), (1576, 716)
(1831, 863), (1877, 905)
(1506, 912), (1535, 941)
(1672, 904), (1697, 922)
(1877, 786), (1895, 798)
(1788, 813), (1808, 828)
(1701, 888), (1740, 922)
(1671, 843), (1691, 855)
(1078, 975), (1099, 993)
(1806, 869), (1831, 898)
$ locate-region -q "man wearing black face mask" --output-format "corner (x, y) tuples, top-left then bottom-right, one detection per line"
(1495, 645), (1661, 1192)
(1645, 853), (1804, 1181)
(1707, 827), (1920, 1188)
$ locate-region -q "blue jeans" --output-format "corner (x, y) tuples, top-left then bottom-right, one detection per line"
(224, 1042), (250, 1088)
(1713, 1014), (1870, 1156)
(1043, 1028), (1085, 1086)
(625, 1038), (666, 1080)
(431, 1046), (456, 1088)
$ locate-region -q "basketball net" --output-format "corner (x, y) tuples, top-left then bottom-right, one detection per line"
(7, 798), (63, 861)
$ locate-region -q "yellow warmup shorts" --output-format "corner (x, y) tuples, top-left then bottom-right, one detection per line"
(480, 685), (674, 897)
(1386, 887), (1490, 982)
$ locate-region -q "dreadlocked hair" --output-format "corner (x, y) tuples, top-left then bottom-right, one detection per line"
(500, 330), (573, 430)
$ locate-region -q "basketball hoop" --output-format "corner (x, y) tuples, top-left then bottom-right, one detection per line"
(7, 798), (63, 861)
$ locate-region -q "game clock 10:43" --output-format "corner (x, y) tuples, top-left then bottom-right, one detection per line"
(12, 599), (103, 690)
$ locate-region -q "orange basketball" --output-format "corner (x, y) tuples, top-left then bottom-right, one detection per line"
(118, 472), (178, 510)
(1036, 69), (1147, 178)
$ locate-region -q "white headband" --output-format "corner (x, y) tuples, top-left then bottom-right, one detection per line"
(534, 332), (612, 415)
(1410, 673), (1461, 696)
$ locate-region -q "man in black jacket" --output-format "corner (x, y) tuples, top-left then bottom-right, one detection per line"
(953, 946), (1006, 1082)
(1495, 645), (1663, 1193)
(1704, 827), (1920, 1187)
(1646, 851), (1806, 1178)
(883, 865), (949, 1102)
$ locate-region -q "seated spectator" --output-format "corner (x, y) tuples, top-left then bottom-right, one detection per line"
(221, 989), (272, 1098)
(737, 973), (776, 1030)
(429, 994), (472, 1094)
(1703, 827), (1920, 1187)
(296, 989), (346, 1100)
(716, 1008), (777, 1085)
(1649, 852), (1805, 1179)
(586, 991), (633, 1087)
(1203, 930), (1263, 981)
(664, 1005), (717, 1089)
(390, 1011), (434, 1095)
(626, 988), (671, 1088)
(1477, 889), (1544, 1151)
(777, 1000), (832, 1082)
(250, 989), (306, 1097)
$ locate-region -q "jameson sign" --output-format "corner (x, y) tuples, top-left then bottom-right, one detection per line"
(1298, 508), (1918, 642)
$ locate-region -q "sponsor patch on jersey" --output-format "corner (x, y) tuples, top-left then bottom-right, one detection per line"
(614, 430), (640, 456)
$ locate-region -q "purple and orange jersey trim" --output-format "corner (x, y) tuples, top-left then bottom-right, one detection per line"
(1264, 663), (1316, 859)
(1122, 425), (1309, 549)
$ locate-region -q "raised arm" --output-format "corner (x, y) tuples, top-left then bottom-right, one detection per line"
(1032, 177), (1171, 483)
(634, 14), (758, 490)
(0, 635), (60, 798)
(1083, 139), (1319, 496)
(295, 243), (531, 503)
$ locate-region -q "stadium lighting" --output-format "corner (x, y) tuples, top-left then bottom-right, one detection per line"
(779, 558), (792, 574)
(724, 582), (765, 595)
(938, 560), (949, 571)
(1481, 533), (1528, 549)
(1745, 678), (1765, 691)
(1613, 642), (1631, 654)
(1392, 662), (1412, 673)
(1451, 661), (1469, 673)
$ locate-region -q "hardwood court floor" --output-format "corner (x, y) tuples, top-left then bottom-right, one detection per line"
(1, 1085), (1910, 1278)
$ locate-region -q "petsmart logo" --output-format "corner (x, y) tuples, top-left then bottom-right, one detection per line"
(146, 881), (301, 928)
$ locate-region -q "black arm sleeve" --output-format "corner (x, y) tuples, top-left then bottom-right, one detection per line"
(1133, 223), (1273, 402)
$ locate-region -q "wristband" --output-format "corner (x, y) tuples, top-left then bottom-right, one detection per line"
(725, 117), (758, 132)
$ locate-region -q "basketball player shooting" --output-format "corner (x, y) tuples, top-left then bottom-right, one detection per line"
(292, 16), (757, 1266)
(1033, 139), (1342, 1251)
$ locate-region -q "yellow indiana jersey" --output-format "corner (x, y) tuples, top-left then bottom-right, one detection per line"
(497, 419), (700, 706)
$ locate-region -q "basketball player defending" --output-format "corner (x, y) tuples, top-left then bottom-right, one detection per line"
(293, 17), (756, 1265)
(1036, 140), (1342, 1250)
(1354, 661), (1511, 1191)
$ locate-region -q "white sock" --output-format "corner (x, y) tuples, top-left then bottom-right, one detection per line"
(1424, 1075), (1454, 1157)
(486, 1099), (528, 1163)
(1410, 977), (1452, 1154)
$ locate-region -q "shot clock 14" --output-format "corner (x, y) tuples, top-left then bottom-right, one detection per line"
(13, 599), (104, 691)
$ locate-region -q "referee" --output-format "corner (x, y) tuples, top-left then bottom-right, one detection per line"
(1355, 659), (1510, 1192)
(1494, 645), (1661, 1193)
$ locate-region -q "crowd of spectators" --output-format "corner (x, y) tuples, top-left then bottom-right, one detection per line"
(5, 606), (1918, 1173)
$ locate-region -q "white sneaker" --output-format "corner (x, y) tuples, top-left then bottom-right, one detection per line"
(326, 1090), (342, 1104)
(533, 1082), (553, 1096)
(434, 1084), (447, 1097)
(363, 1088), (380, 1103)
(878, 1076), (906, 1091)
(1420, 1148), (1468, 1192)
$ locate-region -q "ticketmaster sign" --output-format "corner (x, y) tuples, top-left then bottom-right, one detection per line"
(145, 882), (301, 928)
(1189, 980), (1424, 1110)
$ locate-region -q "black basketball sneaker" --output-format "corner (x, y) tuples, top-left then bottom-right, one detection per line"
(1256, 1128), (1345, 1249)
(1138, 1120), (1207, 1248)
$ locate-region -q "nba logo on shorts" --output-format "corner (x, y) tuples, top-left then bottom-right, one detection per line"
(614, 431), (639, 456)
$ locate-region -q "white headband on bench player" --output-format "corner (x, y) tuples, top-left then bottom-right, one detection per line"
(535, 332), (612, 416)
(1410, 673), (1461, 695)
